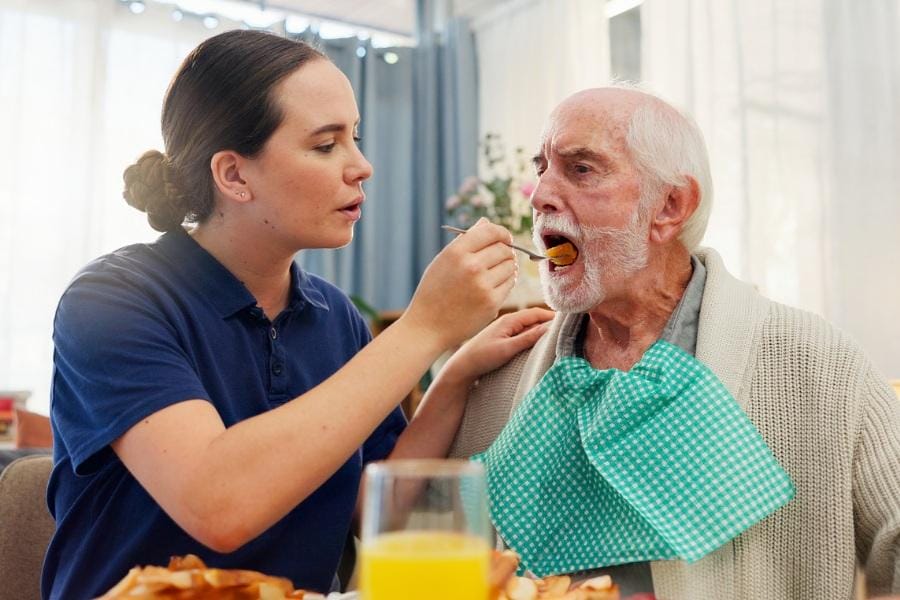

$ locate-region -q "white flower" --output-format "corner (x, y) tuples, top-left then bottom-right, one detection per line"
(509, 187), (531, 220)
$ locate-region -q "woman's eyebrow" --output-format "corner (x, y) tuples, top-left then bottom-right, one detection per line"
(310, 119), (361, 137)
(310, 123), (347, 136)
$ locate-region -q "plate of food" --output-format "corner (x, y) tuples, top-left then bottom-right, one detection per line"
(96, 550), (620, 599)
(490, 550), (620, 600)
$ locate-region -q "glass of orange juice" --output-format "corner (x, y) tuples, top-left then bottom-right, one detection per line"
(360, 459), (491, 600)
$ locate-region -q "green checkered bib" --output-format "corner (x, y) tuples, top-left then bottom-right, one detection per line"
(473, 339), (795, 577)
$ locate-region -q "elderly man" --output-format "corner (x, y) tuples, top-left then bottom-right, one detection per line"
(446, 88), (900, 600)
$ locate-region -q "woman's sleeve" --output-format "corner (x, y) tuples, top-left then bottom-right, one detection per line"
(52, 270), (210, 475)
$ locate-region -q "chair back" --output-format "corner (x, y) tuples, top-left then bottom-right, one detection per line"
(0, 455), (54, 600)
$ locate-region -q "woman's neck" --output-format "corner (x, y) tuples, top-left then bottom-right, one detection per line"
(190, 220), (294, 320)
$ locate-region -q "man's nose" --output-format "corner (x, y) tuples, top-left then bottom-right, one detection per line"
(530, 177), (562, 213)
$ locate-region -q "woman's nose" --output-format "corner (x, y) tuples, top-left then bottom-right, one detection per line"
(347, 147), (373, 183)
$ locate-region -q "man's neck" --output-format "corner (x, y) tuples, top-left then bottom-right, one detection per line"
(583, 245), (693, 371)
(190, 220), (293, 320)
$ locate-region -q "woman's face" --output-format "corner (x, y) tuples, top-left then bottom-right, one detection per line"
(240, 59), (373, 251)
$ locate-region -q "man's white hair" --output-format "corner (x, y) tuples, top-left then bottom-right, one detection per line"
(613, 82), (714, 251)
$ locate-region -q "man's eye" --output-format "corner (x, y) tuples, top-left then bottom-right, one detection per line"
(573, 164), (591, 174)
(315, 143), (336, 153)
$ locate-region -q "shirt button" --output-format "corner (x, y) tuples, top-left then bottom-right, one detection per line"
(270, 327), (277, 340)
(272, 362), (283, 376)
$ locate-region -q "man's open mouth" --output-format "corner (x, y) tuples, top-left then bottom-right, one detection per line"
(542, 234), (579, 270)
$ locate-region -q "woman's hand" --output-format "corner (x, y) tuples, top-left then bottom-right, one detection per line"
(439, 307), (556, 389)
(388, 307), (555, 463)
(402, 219), (517, 350)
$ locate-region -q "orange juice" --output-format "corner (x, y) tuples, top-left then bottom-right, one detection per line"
(361, 530), (490, 600)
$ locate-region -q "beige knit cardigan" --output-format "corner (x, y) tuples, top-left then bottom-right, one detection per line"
(449, 248), (900, 600)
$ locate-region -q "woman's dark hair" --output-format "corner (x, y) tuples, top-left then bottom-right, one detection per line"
(123, 30), (325, 232)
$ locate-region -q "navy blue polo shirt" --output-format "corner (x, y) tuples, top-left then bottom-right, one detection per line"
(44, 229), (406, 600)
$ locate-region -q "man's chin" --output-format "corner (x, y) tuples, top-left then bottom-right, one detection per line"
(540, 280), (604, 313)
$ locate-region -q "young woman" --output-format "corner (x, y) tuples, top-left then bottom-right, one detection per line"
(44, 30), (552, 599)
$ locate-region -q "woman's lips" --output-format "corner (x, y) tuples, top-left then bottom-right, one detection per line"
(339, 199), (363, 222)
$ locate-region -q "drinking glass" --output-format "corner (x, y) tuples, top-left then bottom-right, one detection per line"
(360, 459), (492, 600)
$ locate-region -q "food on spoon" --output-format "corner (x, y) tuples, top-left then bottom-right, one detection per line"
(545, 241), (578, 266)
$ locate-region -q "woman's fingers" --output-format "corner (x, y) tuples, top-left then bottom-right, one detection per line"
(501, 307), (556, 332)
(447, 219), (513, 255)
(484, 255), (517, 290)
(404, 219), (517, 348)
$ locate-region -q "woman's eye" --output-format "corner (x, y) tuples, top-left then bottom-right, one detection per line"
(353, 136), (362, 145)
(315, 143), (336, 153)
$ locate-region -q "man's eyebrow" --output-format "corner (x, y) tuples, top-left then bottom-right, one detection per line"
(557, 146), (607, 162)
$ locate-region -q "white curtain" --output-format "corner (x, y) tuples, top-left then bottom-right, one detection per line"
(642, 0), (900, 378)
(472, 0), (610, 165)
(0, 0), (226, 414)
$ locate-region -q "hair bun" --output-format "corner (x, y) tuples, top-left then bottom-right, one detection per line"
(122, 150), (188, 232)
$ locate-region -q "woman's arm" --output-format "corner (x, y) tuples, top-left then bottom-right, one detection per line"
(111, 221), (516, 553)
(388, 307), (554, 462)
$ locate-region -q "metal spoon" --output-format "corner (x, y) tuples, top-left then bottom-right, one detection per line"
(441, 225), (546, 262)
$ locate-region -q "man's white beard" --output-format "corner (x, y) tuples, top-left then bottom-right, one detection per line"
(534, 207), (650, 313)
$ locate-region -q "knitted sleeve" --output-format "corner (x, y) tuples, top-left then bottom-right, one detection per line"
(852, 372), (900, 595)
(448, 350), (530, 459)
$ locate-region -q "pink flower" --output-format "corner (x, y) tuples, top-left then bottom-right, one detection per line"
(445, 194), (461, 210)
(459, 176), (480, 195)
(469, 194), (492, 208)
(519, 181), (536, 198)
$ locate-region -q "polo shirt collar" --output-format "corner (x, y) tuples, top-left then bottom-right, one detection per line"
(291, 262), (330, 312)
(155, 229), (329, 318)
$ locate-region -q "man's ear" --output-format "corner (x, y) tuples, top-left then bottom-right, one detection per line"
(210, 150), (252, 203)
(649, 176), (700, 244)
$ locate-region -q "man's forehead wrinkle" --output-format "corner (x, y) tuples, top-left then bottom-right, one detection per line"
(543, 111), (629, 159)
(538, 94), (636, 161)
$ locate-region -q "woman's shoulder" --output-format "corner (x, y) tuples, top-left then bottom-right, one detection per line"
(57, 238), (178, 321)
(294, 269), (372, 345)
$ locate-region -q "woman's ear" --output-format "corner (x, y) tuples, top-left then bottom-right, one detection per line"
(649, 176), (700, 244)
(210, 150), (252, 203)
